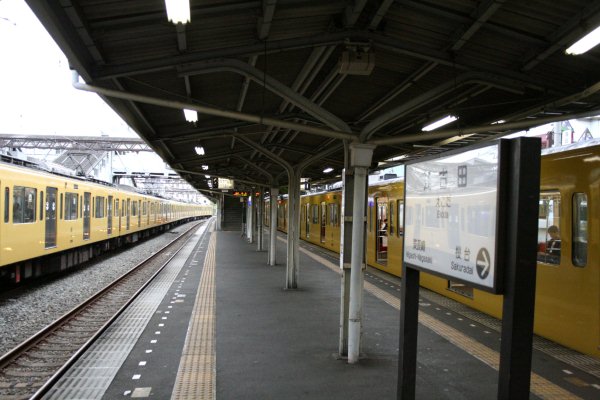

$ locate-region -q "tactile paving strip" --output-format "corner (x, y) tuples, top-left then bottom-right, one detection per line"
(292, 239), (582, 400)
(171, 229), (216, 400)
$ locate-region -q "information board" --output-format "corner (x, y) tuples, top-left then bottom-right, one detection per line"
(218, 177), (234, 189)
(403, 142), (506, 293)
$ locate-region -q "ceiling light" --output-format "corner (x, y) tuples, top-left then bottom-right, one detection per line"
(566, 25), (600, 55)
(165, 0), (191, 24)
(195, 146), (205, 155)
(202, 165), (209, 170)
(422, 115), (458, 132)
(184, 109), (198, 122)
(323, 167), (334, 173)
(205, 175), (210, 179)
(491, 119), (505, 125)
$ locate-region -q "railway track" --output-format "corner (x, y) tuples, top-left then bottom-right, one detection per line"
(0, 220), (206, 400)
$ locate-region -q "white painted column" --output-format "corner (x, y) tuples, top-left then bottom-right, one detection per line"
(339, 168), (354, 357)
(347, 143), (375, 364)
(247, 195), (254, 243)
(269, 187), (279, 266)
(216, 195), (222, 231)
(257, 190), (264, 251)
(286, 171), (301, 289)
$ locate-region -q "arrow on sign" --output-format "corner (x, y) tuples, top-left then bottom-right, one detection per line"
(476, 248), (491, 280)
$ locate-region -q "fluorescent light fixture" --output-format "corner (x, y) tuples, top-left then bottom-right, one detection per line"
(566, 25), (600, 55)
(422, 115), (458, 132)
(323, 167), (334, 173)
(204, 175), (210, 179)
(491, 119), (505, 125)
(183, 108), (197, 122)
(194, 146), (205, 155)
(202, 165), (209, 170)
(385, 154), (408, 162)
(165, 0), (191, 24)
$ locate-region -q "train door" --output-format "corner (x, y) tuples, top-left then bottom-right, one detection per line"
(376, 198), (388, 263)
(115, 199), (121, 233)
(320, 201), (326, 243)
(107, 195), (113, 234)
(45, 187), (57, 248)
(305, 203), (311, 238)
(126, 198), (131, 230)
(83, 192), (91, 240)
(138, 200), (141, 227)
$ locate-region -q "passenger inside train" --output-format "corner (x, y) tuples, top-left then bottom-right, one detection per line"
(546, 225), (561, 256)
(538, 224), (561, 264)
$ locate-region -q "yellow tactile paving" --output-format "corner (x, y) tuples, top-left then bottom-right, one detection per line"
(293, 239), (581, 400)
(171, 228), (216, 400)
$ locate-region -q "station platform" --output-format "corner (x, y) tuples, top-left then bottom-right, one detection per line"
(43, 220), (600, 399)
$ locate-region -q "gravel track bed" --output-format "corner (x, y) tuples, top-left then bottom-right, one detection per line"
(0, 221), (198, 356)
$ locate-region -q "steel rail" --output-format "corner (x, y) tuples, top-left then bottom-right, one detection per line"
(0, 218), (208, 399)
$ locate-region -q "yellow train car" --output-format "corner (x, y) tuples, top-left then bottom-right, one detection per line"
(273, 143), (600, 358)
(0, 161), (212, 285)
(299, 191), (342, 252)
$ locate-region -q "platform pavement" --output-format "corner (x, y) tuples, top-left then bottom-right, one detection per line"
(215, 230), (500, 399)
(47, 223), (577, 399)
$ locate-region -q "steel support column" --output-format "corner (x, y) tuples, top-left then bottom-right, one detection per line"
(257, 190), (264, 251)
(339, 166), (354, 357)
(269, 187), (279, 266)
(286, 171), (301, 289)
(216, 194), (223, 231)
(247, 194), (254, 243)
(347, 143), (375, 364)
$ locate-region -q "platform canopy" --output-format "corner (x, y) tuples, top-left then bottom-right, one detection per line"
(26, 0), (600, 194)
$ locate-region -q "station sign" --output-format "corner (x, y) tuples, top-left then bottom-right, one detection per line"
(403, 141), (507, 293)
(218, 177), (234, 189)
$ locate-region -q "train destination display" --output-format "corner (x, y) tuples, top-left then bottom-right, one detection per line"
(403, 143), (504, 292)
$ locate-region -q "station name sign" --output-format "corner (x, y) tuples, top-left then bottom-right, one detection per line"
(403, 141), (506, 293)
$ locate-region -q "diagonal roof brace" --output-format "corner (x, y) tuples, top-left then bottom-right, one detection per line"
(71, 71), (357, 142)
(178, 58), (352, 133)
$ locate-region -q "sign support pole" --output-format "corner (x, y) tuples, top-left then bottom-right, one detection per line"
(497, 137), (541, 399)
(397, 265), (420, 400)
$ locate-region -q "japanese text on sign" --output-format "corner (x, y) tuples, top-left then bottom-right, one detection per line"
(403, 143), (502, 291)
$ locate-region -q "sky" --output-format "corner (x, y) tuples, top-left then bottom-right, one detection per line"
(0, 0), (136, 137)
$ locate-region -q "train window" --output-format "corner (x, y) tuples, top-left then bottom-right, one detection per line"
(95, 197), (105, 218)
(4, 187), (9, 223)
(311, 204), (318, 224)
(132, 200), (138, 216)
(537, 191), (561, 265)
(143, 201), (147, 215)
(79, 195), (83, 218)
(60, 193), (63, 219)
(40, 191), (44, 221)
(368, 201), (372, 232)
(328, 203), (338, 226)
(397, 200), (404, 236)
(572, 193), (587, 267)
(64, 192), (78, 220)
(13, 186), (36, 224)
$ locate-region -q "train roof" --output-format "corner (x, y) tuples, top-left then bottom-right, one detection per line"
(541, 137), (600, 156)
(0, 159), (200, 205)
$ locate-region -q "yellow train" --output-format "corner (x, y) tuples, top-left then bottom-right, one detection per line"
(0, 161), (213, 285)
(271, 142), (600, 359)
